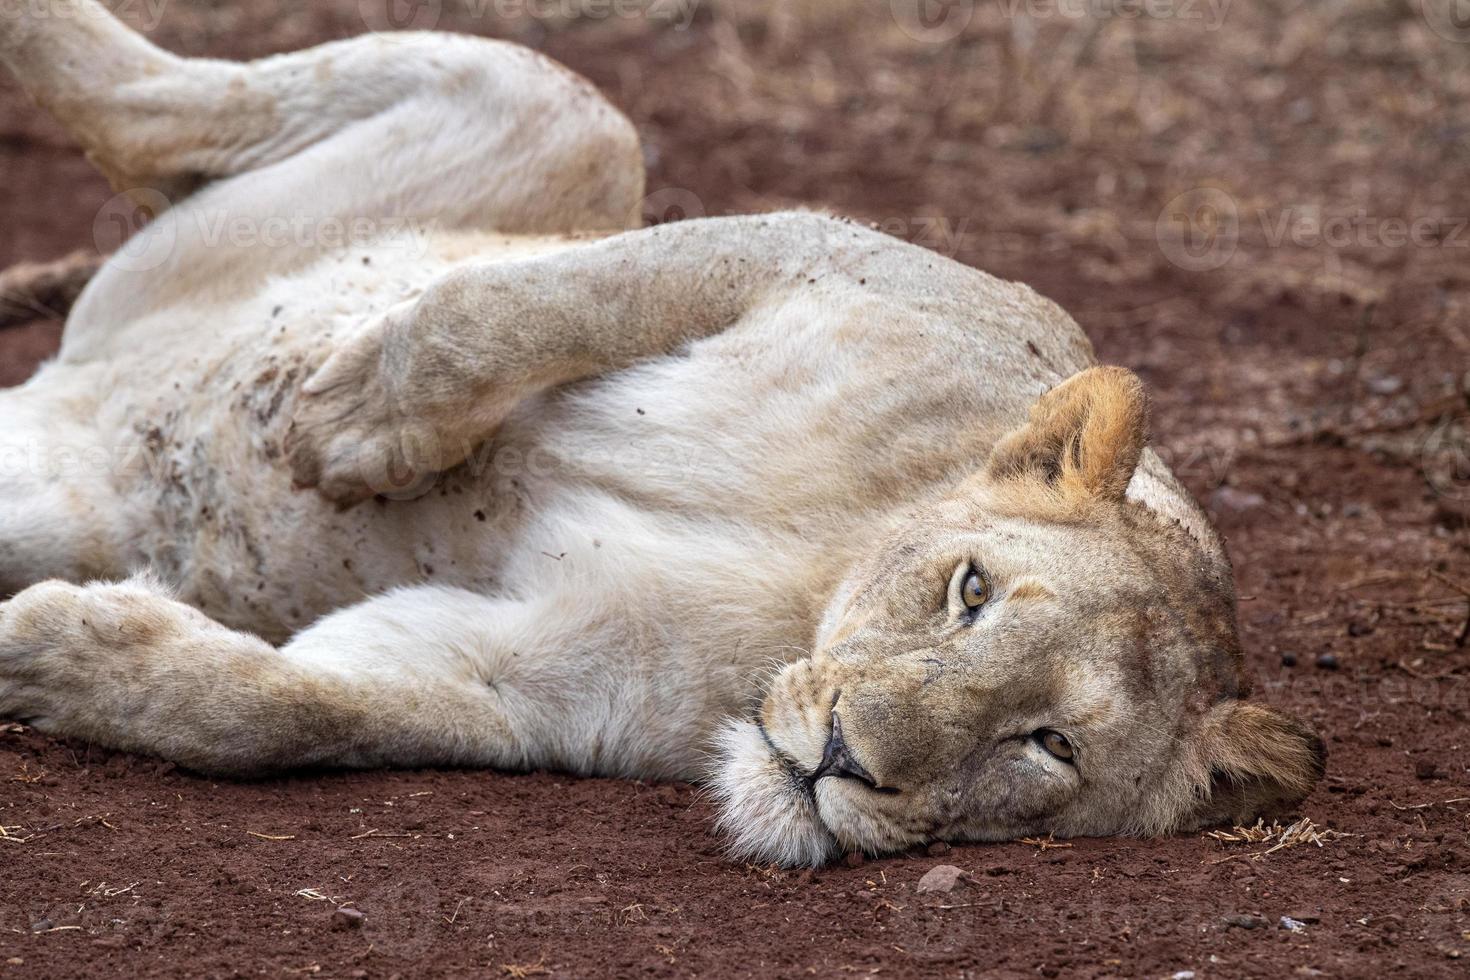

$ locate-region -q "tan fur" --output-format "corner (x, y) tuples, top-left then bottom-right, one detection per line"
(0, 2), (1323, 866)
(982, 365), (1148, 518)
(1193, 702), (1328, 826)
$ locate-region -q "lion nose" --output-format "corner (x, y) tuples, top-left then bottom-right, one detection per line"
(809, 710), (885, 790)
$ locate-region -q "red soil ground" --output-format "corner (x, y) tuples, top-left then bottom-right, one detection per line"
(1, 2), (1468, 977)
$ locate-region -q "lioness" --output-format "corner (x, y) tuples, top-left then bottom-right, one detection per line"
(0, 1), (1323, 866)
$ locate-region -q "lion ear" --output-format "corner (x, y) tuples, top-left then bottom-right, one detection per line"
(1192, 701), (1326, 827)
(984, 366), (1148, 505)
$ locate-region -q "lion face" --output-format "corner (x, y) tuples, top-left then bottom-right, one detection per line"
(712, 367), (1324, 866)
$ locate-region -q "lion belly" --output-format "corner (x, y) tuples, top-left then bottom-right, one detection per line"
(71, 232), (576, 640)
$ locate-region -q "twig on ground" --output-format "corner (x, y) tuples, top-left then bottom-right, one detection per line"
(1428, 571), (1470, 646)
(1206, 817), (1354, 863)
(0, 825), (33, 844)
(1388, 797), (1470, 811)
(1017, 833), (1073, 852)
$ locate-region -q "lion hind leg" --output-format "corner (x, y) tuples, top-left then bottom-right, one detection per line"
(0, 251), (105, 328)
(1, 1), (646, 349)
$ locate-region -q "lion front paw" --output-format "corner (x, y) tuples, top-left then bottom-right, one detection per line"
(285, 305), (448, 507)
(0, 580), (124, 730)
(0, 577), (198, 737)
(0, 581), (67, 727)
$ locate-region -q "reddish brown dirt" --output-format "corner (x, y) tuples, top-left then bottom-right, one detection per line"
(3, 2), (1469, 977)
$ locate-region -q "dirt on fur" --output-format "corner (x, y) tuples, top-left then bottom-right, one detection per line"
(2, 2), (1468, 977)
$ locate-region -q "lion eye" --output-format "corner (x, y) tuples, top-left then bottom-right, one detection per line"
(961, 569), (990, 610)
(1039, 730), (1074, 762)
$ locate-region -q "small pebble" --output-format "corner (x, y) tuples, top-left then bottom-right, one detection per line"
(1280, 652), (1298, 667)
(916, 864), (968, 894)
(1280, 916), (1308, 933)
(1415, 760), (1441, 781)
(1211, 486), (1265, 513)
(331, 906), (365, 930)
(1223, 914), (1265, 930)
(1315, 653), (1339, 670)
(1172, 972), (1196, 980)
(1366, 375), (1403, 395)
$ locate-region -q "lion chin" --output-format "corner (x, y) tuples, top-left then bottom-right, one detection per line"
(709, 720), (840, 868)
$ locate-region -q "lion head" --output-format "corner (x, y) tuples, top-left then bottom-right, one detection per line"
(713, 366), (1324, 866)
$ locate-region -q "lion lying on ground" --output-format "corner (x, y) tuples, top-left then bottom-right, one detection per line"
(0, 1), (1322, 865)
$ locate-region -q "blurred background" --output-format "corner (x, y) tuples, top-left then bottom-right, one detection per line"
(3, 1), (1469, 456)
